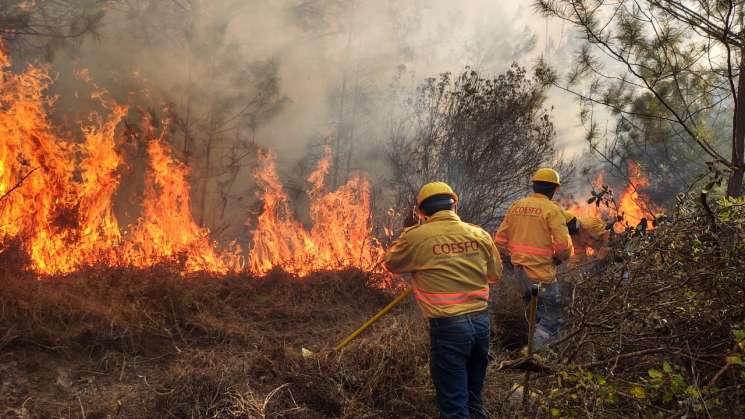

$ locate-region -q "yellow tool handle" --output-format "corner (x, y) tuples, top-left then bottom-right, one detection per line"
(334, 286), (413, 352)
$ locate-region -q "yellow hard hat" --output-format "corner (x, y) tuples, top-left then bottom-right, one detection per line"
(416, 182), (458, 207)
(532, 168), (561, 185)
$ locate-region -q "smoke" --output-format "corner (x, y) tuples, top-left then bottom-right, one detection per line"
(43, 1), (582, 151)
(14, 0), (585, 241)
(236, 0), (584, 162)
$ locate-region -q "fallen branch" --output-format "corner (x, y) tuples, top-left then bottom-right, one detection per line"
(575, 347), (667, 369)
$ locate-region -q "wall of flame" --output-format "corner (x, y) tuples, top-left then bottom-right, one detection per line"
(0, 47), (382, 277)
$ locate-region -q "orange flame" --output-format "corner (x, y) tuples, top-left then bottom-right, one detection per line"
(0, 45), (237, 275)
(122, 135), (238, 274)
(0, 44), (382, 278)
(565, 161), (661, 233)
(0, 44), (118, 274)
(72, 102), (128, 269)
(248, 147), (385, 276)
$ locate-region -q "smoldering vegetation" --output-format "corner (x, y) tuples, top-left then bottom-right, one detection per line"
(2, 194), (744, 418)
(4, 1), (745, 418)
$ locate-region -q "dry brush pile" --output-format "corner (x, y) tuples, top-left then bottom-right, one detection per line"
(0, 247), (527, 418)
(532, 195), (745, 417)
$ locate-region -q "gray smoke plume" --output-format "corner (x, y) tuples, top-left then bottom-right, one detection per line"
(13, 0), (585, 241)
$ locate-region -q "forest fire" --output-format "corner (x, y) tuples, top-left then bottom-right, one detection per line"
(0, 45), (126, 275)
(565, 162), (662, 233)
(247, 147), (384, 276)
(0, 39), (658, 278)
(0, 47), (381, 277)
(121, 137), (240, 274)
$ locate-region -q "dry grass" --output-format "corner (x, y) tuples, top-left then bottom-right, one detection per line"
(10, 196), (742, 418)
(0, 255), (526, 418)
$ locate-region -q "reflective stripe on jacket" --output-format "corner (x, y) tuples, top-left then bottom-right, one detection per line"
(493, 193), (572, 282)
(414, 287), (490, 306)
(383, 210), (502, 318)
(571, 216), (609, 264)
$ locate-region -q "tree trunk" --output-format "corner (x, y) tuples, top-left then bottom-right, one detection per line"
(183, 82), (193, 164)
(344, 65), (360, 181)
(199, 119), (214, 227)
(727, 55), (745, 197)
(333, 68), (347, 190)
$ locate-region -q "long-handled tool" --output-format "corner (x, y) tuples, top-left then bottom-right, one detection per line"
(302, 286), (413, 357)
(335, 286), (413, 351)
(522, 284), (540, 408)
(497, 284), (548, 372)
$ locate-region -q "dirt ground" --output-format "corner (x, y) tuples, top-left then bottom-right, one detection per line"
(0, 265), (529, 418)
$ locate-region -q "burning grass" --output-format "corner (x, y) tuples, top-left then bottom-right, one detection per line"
(564, 161), (663, 233)
(0, 43), (385, 278)
(4, 196), (743, 418)
(0, 258), (527, 418)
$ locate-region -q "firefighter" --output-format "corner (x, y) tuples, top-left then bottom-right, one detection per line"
(493, 168), (573, 351)
(564, 211), (610, 266)
(384, 181), (502, 419)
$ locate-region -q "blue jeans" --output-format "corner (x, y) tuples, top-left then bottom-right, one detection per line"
(429, 310), (490, 419)
(514, 269), (564, 349)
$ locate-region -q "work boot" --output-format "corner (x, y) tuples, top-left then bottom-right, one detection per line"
(533, 327), (552, 350)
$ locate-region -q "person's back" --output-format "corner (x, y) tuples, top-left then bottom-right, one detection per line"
(493, 168), (572, 351)
(386, 210), (500, 318)
(572, 215), (609, 263)
(494, 193), (571, 281)
(384, 182), (501, 419)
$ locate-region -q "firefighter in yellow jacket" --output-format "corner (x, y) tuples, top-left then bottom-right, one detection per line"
(384, 182), (502, 419)
(564, 211), (610, 266)
(494, 168), (573, 350)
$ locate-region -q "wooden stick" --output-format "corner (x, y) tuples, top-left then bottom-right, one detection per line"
(0, 167), (39, 204)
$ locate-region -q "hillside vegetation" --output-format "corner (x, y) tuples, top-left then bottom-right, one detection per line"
(1, 197), (744, 418)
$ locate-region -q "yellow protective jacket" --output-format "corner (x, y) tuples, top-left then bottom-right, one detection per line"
(493, 193), (572, 282)
(383, 210), (502, 318)
(571, 216), (610, 264)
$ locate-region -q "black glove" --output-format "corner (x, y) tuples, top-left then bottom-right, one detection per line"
(553, 257), (563, 266)
(566, 218), (579, 235)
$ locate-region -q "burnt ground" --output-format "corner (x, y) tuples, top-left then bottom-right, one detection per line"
(0, 264), (529, 418)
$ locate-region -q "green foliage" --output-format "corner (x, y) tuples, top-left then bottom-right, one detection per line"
(718, 196), (745, 221)
(543, 369), (620, 417)
(641, 361), (703, 408)
(537, 0), (741, 197)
